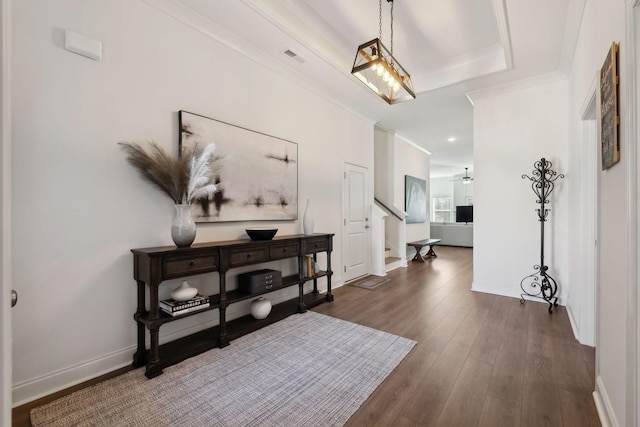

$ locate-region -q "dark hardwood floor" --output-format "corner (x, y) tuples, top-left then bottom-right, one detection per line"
(13, 245), (599, 426)
(313, 246), (600, 426)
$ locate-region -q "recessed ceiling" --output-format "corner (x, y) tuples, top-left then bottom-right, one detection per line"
(168, 0), (582, 177)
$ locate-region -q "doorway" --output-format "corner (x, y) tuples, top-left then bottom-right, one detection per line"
(577, 81), (598, 347)
(343, 163), (370, 282)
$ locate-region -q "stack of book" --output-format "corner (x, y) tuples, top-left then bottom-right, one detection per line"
(160, 294), (210, 317)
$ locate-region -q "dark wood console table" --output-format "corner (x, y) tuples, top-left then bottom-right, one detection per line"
(131, 233), (334, 378)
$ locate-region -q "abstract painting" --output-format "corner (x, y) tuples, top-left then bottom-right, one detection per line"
(600, 42), (620, 170)
(179, 111), (298, 222)
(405, 175), (427, 224)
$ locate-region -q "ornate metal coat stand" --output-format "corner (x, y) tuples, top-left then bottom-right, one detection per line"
(520, 158), (564, 313)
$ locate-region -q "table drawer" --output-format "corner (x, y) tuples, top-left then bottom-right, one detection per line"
(229, 247), (268, 267)
(270, 242), (300, 260)
(163, 254), (218, 279)
(305, 237), (328, 254)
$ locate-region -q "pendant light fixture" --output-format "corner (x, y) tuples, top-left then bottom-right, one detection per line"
(462, 168), (473, 184)
(351, 0), (415, 104)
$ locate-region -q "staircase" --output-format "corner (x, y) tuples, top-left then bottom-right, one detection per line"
(385, 247), (402, 272)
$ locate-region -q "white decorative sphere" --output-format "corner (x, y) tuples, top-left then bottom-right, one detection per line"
(250, 297), (272, 319)
(171, 281), (198, 301)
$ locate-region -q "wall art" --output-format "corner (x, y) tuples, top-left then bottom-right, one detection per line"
(405, 175), (427, 224)
(600, 42), (620, 170)
(179, 111), (298, 222)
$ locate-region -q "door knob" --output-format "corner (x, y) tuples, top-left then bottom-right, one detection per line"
(11, 289), (17, 307)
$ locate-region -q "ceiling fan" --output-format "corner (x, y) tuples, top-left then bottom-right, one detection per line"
(450, 168), (474, 184)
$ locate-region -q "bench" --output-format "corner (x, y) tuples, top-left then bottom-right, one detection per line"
(407, 238), (442, 262)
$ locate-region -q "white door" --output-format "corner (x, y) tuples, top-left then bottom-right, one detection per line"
(1, 0), (11, 423)
(343, 163), (369, 282)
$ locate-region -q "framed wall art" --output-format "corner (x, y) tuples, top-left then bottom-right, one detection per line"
(600, 42), (620, 170)
(179, 111), (298, 222)
(405, 175), (427, 224)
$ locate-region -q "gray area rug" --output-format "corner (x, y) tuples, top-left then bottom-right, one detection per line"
(348, 275), (390, 290)
(31, 312), (415, 427)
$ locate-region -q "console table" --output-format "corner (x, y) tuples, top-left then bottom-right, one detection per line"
(131, 233), (334, 378)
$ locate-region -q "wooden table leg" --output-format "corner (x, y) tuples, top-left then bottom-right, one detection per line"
(411, 246), (426, 262)
(426, 245), (437, 258)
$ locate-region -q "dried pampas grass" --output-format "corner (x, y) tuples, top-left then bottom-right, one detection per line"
(119, 141), (218, 204)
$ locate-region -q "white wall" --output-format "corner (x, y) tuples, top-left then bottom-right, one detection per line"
(393, 135), (430, 244)
(567, 0), (633, 425)
(374, 127), (394, 204)
(10, 0), (374, 404)
(453, 180), (474, 208)
(470, 77), (570, 305)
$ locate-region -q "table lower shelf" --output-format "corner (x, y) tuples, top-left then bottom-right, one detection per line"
(136, 292), (329, 375)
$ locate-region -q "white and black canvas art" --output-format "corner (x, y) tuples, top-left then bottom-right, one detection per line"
(179, 111), (298, 222)
(405, 175), (427, 224)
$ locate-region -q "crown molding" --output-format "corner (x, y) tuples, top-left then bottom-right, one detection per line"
(414, 44), (508, 93)
(395, 132), (432, 155)
(491, 0), (514, 69)
(465, 71), (568, 104)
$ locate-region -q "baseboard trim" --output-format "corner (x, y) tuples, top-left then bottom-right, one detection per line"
(566, 305), (580, 342)
(12, 346), (133, 407)
(470, 282), (566, 307)
(594, 375), (619, 427)
(13, 284), (343, 407)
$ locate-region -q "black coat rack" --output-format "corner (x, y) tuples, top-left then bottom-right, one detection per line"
(520, 158), (564, 313)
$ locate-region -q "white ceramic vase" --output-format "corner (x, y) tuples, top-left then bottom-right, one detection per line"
(171, 204), (196, 247)
(250, 297), (272, 320)
(303, 199), (314, 235)
(171, 281), (198, 301)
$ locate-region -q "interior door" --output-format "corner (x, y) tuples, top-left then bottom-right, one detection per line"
(1, 0), (11, 423)
(343, 163), (369, 282)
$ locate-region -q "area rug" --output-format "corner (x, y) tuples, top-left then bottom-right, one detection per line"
(31, 312), (415, 427)
(348, 275), (390, 290)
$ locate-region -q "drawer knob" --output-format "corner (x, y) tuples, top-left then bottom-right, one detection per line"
(283, 248), (287, 252)
(247, 253), (251, 258)
(189, 261), (195, 266)
(315, 243), (319, 247)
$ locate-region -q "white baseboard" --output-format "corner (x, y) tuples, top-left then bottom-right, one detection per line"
(566, 305), (580, 342)
(470, 281), (566, 307)
(13, 282), (343, 406)
(12, 346), (134, 407)
(594, 375), (619, 427)
(12, 313), (221, 407)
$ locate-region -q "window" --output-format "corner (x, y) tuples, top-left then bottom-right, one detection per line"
(432, 197), (452, 223)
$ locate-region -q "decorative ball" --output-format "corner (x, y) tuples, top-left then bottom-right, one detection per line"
(171, 281), (198, 301)
(250, 297), (272, 319)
